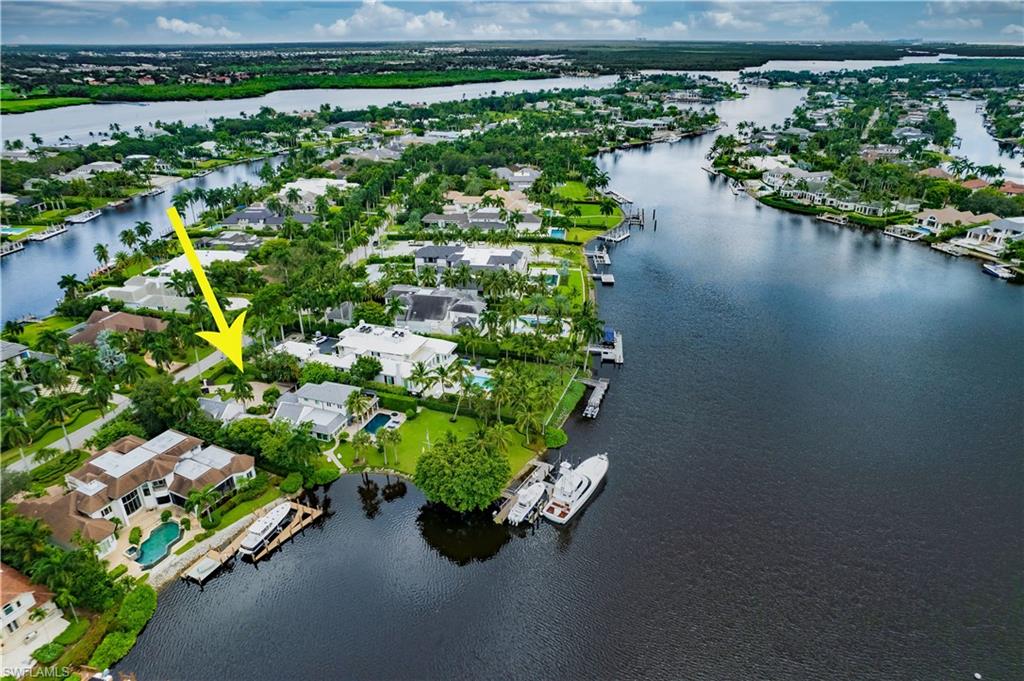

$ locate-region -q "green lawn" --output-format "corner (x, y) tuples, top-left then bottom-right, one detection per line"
(555, 181), (591, 201)
(19, 316), (77, 346)
(337, 409), (536, 479)
(218, 486), (282, 528)
(1, 406), (105, 465)
(0, 96), (93, 114)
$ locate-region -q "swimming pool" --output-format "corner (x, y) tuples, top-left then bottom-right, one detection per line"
(549, 228), (566, 240)
(471, 374), (492, 390)
(136, 521), (182, 569)
(0, 227), (28, 236)
(362, 412), (393, 435)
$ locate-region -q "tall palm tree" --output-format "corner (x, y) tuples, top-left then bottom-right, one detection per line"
(1, 411), (33, 458)
(57, 274), (84, 300)
(408, 361), (435, 396)
(92, 243), (110, 268)
(118, 228), (138, 252)
(229, 370), (253, 405)
(85, 376), (114, 416)
(1, 375), (35, 414)
(54, 587), (78, 622)
(345, 390), (372, 423)
(37, 396), (73, 451)
(133, 220), (153, 244)
(118, 356), (149, 387)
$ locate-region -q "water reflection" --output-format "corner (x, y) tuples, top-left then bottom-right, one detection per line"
(416, 504), (512, 566)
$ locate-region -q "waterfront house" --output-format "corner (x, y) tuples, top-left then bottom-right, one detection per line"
(762, 167), (833, 190)
(273, 381), (374, 440)
(953, 217), (1024, 257)
(892, 127), (931, 144)
(324, 121), (369, 136)
(275, 324), (457, 396)
(68, 309), (168, 346)
(0, 341), (31, 371)
(414, 245), (528, 275)
(17, 430), (255, 558)
(422, 207), (543, 233)
(386, 285), (486, 335)
(913, 207), (1000, 233)
(1, 564), (69, 678)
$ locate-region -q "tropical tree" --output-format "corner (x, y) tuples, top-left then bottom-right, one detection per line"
(229, 370), (254, 405)
(93, 243), (110, 268)
(84, 376), (114, 416)
(351, 429), (373, 466)
(185, 484), (221, 522)
(1, 374), (35, 414)
(345, 390), (372, 423)
(377, 427), (402, 465)
(36, 396), (74, 451)
(1, 410), (33, 458)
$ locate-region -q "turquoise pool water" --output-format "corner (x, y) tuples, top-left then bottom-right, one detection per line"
(362, 413), (392, 435)
(0, 227), (28, 236)
(549, 228), (566, 240)
(136, 521), (182, 569)
(471, 375), (492, 390)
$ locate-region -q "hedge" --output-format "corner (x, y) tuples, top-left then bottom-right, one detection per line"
(88, 631), (137, 671)
(54, 619), (90, 646)
(280, 472), (303, 494)
(116, 584), (157, 633)
(32, 642), (64, 664)
(128, 527), (142, 546)
(376, 393), (418, 412)
(58, 605), (118, 669)
(108, 565), (128, 580)
(30, 449), (89, 485)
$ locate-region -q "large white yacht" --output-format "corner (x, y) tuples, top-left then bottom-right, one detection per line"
(239, 503), (291, 557)
(541, 454), (609, 524)
(507, 481), (546, 525)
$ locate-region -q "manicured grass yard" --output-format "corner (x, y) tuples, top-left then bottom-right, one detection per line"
(337, 409), (537, 479)
(555, 181), (591, 201)
(18, 316), (77, 345)
(218, 486), (282, 528)
(0, 96), (93, 114)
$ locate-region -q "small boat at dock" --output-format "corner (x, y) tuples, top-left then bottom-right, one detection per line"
(541, 454), (609, 524)
(238, 503), (291, 558)
(982, 263), (1015, 280)
(507, 482), (546, 525)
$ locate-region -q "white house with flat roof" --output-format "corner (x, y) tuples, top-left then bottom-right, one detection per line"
(1, 564), (69, 678)
(278, 178), (359, 212)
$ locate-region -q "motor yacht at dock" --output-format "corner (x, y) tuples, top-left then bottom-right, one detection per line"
(541, 454), (609, 524)
(238, 503), (292, 558)
(507, 482), (547, 525)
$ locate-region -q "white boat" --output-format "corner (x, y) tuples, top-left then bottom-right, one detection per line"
(506, 482), (546, 525)
(541, 454), (609, 524)
(982, 263), (1015, 280)
(238, 503), (291, 557)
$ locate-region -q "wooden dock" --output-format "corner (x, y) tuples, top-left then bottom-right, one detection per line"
(585, 249), (611, 266)
(182, 501), (322, 583)
(580, 377), (610, 419)
(588, 331), (624, 365)
(591, 273), (615, 285)
(598, 228), (630, 243)
(493, 459), (554, 524)
(883, 225), (924, 242)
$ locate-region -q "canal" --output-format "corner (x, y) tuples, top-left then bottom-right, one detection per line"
(0, 156), (283, 323)
(118, 85), (1023, 680)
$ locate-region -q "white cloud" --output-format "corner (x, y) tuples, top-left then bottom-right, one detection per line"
(155, 16), (239, 39)
(534, 1), (643, 17)
(581, 18), (640, 34)
(112, 17), (130, 29)
(916, 16), (983, 29)
(1002, 23), (1024, 36)
(471, 22), (505, 37)
(703, 11), (762, 31)
(314, 0), (453, 38)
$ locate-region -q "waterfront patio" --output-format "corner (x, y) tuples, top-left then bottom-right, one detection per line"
(106, 506), (204, 578)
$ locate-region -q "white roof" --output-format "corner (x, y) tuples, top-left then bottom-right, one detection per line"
(159, 250), (245, 274)
(338, 323), (456, 360)
(279, 178), (358, 197)
(91, 430), (187, 478)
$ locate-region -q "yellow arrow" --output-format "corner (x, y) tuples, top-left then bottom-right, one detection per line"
(166, 207), (246, 371)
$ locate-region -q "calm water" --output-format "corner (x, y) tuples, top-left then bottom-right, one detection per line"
(945, 99), (1023, 175)
(0, 156), (282, 322)
(0, 76), (618, 145)
(119, 85), (1023, 680)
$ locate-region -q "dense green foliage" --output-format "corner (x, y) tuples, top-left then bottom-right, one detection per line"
(414, 431), (511, 512)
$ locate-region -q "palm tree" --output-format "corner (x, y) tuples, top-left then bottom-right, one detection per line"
(351, 429), (372, 466)
(35, 329), (70, 361)
(185, 484), (221, 522)
(1, 375), (35, 414)
(1, 411), (33, 458)
(85, 376), (114, 416)
(408, 361), (436, 396)
(118, 356), (149, 387)
(37, 396), (73, 451)
(57, 273), (84, 300)
(119, 228), (138, 252)
(93, 243), (110, 268)
(29, 549), (73, 592)
(54, 587), (78, 622)
(146, 335), (173, 372)
(377, 427), (402, 465)
(229, 370), (254, 405)
(133, 220), (153, 244)
(345, 390), (372, 423)
(514, 405), (543, 445)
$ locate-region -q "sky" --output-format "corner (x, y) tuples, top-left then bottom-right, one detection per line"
(1, 0), (1022, 46)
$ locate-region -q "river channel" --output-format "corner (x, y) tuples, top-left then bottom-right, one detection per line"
(116, 80), (1023, 680)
